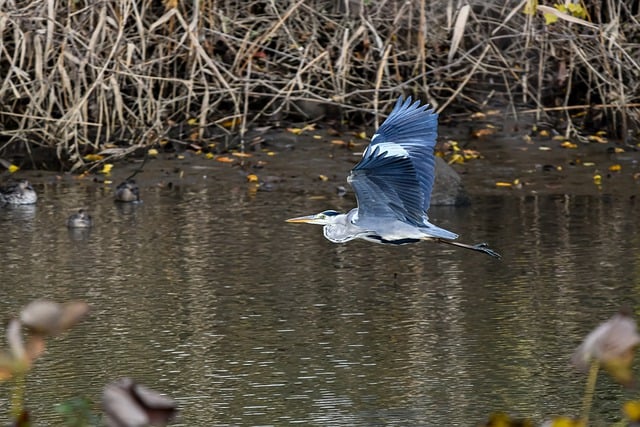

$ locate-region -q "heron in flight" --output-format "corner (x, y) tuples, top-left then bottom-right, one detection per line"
(286, 96), (501, 258)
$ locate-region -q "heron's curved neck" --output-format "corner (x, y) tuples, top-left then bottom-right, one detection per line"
(322, 210), (361, 243)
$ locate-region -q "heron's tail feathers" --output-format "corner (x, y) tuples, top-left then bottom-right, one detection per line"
(420, 224), (458, 240)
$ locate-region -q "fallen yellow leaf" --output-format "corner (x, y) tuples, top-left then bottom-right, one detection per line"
(318, 174), (329, 181)
(221, 118), (241, 128)
(187, 117), (198, 126)
(470, 112), (486, 119)
(286, 124), (316, 135)
(205, 153), (214, 159)
(588, 135), (607, 143)
(148, 148), (159, 156)
(247, 174), (259, 183)
(495, 182), (513, 187)
(8, 164), (19, 173)
(313, 135), (322, 140)
(355, 131), (367, 140)
(560, 141), (578, 149)
(609, 164), (622, 172)
(538, 129), (550, 137)
(448, 153), (464, 164)
(232, 152), (252, 158)
(593, 173), (602, 185)
(83, 154), (104, 162)
(100, 164), (113, 174)
(216, 156), (234, 163)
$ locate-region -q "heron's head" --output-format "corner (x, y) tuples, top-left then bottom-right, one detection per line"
(286, 210), (342, 225)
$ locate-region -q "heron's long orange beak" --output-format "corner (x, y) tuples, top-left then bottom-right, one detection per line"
(285, 214), (323, 224)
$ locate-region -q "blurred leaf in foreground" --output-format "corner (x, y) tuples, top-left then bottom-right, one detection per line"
(572, 310), (640, 386)
(103, 378), (177, 427)
(20, 300), (90, 337)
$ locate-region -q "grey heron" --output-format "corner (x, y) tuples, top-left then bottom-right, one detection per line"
(286, 96), (501, 258)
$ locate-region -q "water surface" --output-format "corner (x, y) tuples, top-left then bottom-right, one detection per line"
(0, 155), (638, 426)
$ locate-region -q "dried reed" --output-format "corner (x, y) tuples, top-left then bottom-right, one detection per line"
(0, 0), (638, 170)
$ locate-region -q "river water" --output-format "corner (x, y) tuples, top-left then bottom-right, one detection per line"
(0, 138), (639, 425)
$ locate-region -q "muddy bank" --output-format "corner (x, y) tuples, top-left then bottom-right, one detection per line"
(8, 123), (639, 207)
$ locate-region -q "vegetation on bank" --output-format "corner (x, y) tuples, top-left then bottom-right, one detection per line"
(0, 0), (639, 171)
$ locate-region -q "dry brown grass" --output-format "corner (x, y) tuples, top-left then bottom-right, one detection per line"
(0, 0), (639, 170)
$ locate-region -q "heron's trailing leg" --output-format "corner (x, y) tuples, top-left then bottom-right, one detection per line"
(437, 239), (501, 259)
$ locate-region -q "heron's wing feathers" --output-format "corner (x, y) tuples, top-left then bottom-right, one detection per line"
(350, 96), (438, 223)
(348, 148), (424, 224)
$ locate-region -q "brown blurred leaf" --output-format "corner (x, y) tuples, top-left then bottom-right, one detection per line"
(572, 312), (640, 386)
(20, 300), (89, 336)
(103, 378), (177, 427)
(215, 156), (235, 163)
(471, 127), (497, 138)
(232, 152), (252, 158)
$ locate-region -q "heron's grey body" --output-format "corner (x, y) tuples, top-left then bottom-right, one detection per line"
(322, 207), (457, 245)
(287, 96), (500, 258)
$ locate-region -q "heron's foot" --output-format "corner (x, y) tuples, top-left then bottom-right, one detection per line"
(473, 242), (501, 259)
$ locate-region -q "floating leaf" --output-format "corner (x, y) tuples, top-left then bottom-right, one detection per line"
(495, 182), (513, 187)
(330, 139), (346, 146)
(583, 162), (595, 167)
(609, 164), (622, 172)
(470, 112), (486, 119)
(216, 156), (234, 163)
(318, 174), (329, 181)
(148, 148), (159, 156)
(205, 153), (214, 159)
(267, 152), (276, 156)
(614, 147), (625, 153)
(552, 135), (565, 141)
(538, 146), (551, 151)
(8, 164), (19, 173)
(232, 152), (252, 158)
(313, 135), (322, 140)
(246, 174), (259, 183)
(538, 129), (550, 137)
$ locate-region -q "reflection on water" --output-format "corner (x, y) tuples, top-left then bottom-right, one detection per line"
(0, 177), (638, 425)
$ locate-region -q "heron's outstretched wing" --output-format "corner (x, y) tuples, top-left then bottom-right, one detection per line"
(348, 96), (438, 225)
